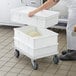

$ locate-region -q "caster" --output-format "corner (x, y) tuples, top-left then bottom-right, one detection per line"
(62, 51), (67, 55)
(62, 50), (73, 55)
(14, 49), (20, 58)
(31, 60), (38, 70)
(53, 55), (59, 64)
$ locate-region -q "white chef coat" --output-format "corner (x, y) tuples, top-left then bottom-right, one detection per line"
(64, 0), (76, 7)
(64, 0), (76, 50)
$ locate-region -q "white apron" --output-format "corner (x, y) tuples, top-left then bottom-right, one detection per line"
(51, 0), (76, 50)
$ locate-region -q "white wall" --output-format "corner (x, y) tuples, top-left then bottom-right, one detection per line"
(50, 0), (68, 19)
(0, 0), (21, 25)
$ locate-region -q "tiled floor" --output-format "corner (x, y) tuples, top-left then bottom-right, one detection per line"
(0, 26), (76, 76)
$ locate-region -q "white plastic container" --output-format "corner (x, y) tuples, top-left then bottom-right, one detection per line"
(11, 6), (59, 28)
(14, 26), (58, 49)
(14, 26), (59, 70)
(14, 38), (58, 60)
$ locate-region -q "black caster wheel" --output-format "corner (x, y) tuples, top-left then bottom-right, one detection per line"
(62, 50), (73, 55)
(31, 60), (38, 70)
(14, 49), (20, 58)
(62, 51), (67, 55)
(53, 55), (59, 64)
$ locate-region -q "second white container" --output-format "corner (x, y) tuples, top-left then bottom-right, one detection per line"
(14, 38), (58, 59)
(14, 26), (58, 49)
(11, 6), (59, 28)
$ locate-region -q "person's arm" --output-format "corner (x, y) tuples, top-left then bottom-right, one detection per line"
(28, 0), (60, 17)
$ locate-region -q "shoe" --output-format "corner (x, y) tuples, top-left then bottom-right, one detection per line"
(62, 50), (75, 55)
(60, 51), (76, 61)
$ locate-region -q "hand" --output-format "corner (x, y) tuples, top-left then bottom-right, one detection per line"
(28, 11), (35, 17)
